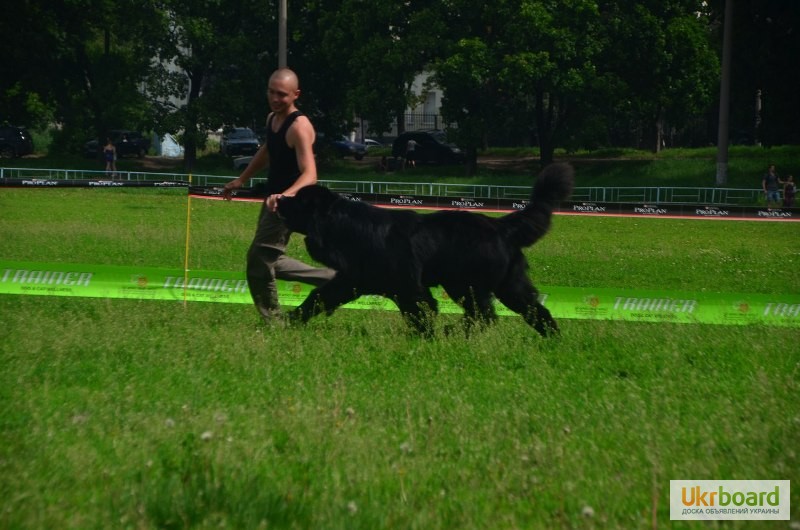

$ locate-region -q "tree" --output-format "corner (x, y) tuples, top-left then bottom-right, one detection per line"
(595, 1), (719, 152)
(434, 0), (603, 167)
(155, 0), (276, 170)
(287, 0), (446, 142)
(706, 0), (800, 146)
(1, 0), (168, 152)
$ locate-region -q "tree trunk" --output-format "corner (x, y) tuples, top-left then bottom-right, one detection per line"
(396, 109), (406, 135)
(182, 69), (204, 172)
(465, 146), (478, 176)
(654, 112), (664, 153)
(536, 89), (555, 165)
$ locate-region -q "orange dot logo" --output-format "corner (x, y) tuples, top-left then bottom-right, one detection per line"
(584, 296), (600, 308)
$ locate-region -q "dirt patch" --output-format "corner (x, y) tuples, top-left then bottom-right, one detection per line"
(136, 156), (184, 171)
(478, 156), (541, 172)
(129, 154), (541, 174)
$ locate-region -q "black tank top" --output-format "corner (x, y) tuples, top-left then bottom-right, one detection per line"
(266, 110), (303, 195)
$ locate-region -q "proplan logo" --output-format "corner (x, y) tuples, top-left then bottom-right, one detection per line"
(670, 480), (790, 520)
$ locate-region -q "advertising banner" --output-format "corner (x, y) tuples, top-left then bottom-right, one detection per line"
(1, 178), (188, 188)
(2, 261), (798, 327)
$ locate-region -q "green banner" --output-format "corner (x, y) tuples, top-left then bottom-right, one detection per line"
(1, 260), (798, 327)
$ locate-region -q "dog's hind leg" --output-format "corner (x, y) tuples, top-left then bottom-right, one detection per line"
(463, 288), (498, 335)
(445, 285), (497, 335)
(495, 274), (559, 337)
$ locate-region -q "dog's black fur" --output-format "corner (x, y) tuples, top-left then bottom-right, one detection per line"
(277, 163), (574, 336)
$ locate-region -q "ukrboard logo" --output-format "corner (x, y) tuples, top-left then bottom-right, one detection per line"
(670, 480), (790, 520)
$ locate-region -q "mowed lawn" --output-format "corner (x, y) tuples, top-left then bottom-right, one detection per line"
(1, 188), (798, 529)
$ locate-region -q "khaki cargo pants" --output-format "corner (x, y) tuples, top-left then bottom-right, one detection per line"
(246, 202), (335, 319)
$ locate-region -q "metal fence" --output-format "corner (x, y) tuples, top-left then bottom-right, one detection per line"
(0, 167), (765, 205)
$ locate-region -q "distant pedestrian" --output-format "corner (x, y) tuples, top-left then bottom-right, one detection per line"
(783, 175), (796, 208)
(103, 138), (117, 178)
(405, 138), (417, 168)
(762, 164), (781, 208)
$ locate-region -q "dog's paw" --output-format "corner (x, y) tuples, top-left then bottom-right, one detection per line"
(284, 309), (299, 323)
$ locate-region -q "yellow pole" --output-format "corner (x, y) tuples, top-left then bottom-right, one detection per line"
(183, 174), (192, 307)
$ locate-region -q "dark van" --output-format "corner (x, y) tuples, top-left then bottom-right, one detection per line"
(0, 126), (34, 158)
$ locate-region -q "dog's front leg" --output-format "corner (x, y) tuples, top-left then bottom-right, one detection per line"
(395, 290), (438, 338)
(289, 276), (359, 323)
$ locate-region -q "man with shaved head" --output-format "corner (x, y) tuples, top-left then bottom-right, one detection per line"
(224, 68), (335, 320)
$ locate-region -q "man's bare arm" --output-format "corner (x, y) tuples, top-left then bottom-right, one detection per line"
(223, 143), (269, 200)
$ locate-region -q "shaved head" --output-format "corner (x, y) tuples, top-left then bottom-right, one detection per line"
(268, 68), (302, 116)
(269, 68), (299, 91)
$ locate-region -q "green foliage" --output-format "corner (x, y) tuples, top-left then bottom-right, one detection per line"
(434, 0), (608, 166)
(2, 0), (797, 168)
(317, 1), (445, 136)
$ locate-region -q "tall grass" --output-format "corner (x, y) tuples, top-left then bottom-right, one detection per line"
(1, 188), (798, 529)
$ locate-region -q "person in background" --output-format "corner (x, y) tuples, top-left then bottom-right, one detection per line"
(103, 137), (117, 178)
(762, 164), (781, 208)
(405, 138), (417, 168)
(222, 68), (335, 320)
(782, 174), (796, 208)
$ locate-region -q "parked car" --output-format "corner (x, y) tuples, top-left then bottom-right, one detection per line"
(332, 135), (367, 160)
(83, 130), (149, 159)
(220, 127), (260, 157)
(233, 156), (253, 171)
(233, 133), (366, 167)
(0, 125), (34, 158)
(392, 130), (465, 165)
(363, 138), (383, 150)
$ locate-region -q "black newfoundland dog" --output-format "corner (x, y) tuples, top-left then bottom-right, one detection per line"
(277, 163), (573, 337)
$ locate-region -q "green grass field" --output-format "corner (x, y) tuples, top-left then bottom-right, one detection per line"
(1, 188), (798, 529)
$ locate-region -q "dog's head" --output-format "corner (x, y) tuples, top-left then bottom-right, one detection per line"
(277, 184), (339, 234)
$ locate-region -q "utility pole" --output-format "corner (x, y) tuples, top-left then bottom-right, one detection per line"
(754, 89), (762, 146)
(279, 0), (287, 68)
(715, 0), (733, 186)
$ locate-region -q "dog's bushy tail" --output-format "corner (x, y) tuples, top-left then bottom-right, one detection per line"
(498, 162), (574, 248)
